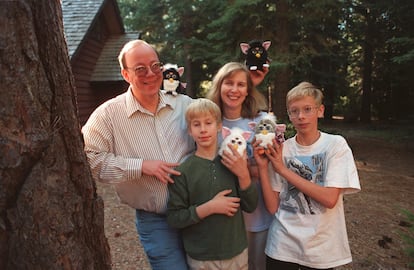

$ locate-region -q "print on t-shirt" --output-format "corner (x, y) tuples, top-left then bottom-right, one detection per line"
(280, 153), (326, 215)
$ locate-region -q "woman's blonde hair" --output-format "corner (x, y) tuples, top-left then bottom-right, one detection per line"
(206, 62), (267, 119)
(185, 98), (222, 127)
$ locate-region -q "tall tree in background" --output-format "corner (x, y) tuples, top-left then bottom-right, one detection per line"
(118, 0), (346, 120)
(120, 0), (224, 97)
(206, 1), (293, 119)
(0, 1), (111, 269)
(271, 0), (290, 120)
(288, 0), (348, 121)
(375, 0), (414, 120)
(360, 5), (374, 123)
(119, 0), (414, 121)
(343, 0), (414, 121)
(349, 1), (378, 123)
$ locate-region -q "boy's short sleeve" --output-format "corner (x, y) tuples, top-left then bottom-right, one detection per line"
(325, 136), (361, 194)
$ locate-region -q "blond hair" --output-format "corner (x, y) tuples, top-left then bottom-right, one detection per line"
(185, 98), (222, 127)
(206, 62), (267, 119)
(286, 82), (324, 107)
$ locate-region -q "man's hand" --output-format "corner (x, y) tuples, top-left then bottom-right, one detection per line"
(142, 160), (181, 184)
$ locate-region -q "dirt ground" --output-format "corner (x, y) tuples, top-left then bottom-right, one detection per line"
(96, 123), (414, 270)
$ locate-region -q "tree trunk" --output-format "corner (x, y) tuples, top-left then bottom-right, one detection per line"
(360, 8), (374, 123)
(272, 0), (290, 121)
(0, 1), (111, 269)
(184, 44), (194, 97)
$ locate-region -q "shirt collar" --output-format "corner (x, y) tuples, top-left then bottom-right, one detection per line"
(125, 87), (176, 117)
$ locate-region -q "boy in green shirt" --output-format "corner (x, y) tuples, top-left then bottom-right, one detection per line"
(167, 98), (258, 270)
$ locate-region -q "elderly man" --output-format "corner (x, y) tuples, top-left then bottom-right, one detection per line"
(82, 40), (194, 270)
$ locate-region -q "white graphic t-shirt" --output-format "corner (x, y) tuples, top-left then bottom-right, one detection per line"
(266, 132), (361, 269)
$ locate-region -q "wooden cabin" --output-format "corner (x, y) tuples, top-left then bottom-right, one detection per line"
(62, 0), (139, 124)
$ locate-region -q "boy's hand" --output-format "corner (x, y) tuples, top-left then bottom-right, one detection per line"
(221, 144), (251, 190)
(211, 189), (241, 217)
(265, 138), (284, 172)
(221, 144), (249, 179)
(252, 139), (269, 169)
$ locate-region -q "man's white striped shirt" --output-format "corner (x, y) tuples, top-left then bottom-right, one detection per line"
(82, 89), (194, 213)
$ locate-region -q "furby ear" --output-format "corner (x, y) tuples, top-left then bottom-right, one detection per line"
(241, 131), (252, 141)
(221, 126), (231, 139)
(177, 67), (184, 76)
(248, 121), (257, 131)
(262, 41), (271, 51)
(240, 43), (250, 55)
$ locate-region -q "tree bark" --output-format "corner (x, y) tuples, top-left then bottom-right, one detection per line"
(0, 1), (111, 269)
(360, 8), (374, 123)
(272, 0), (290, 121)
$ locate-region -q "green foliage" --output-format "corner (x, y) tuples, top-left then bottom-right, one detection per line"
(117, 0), (414, 121)
(400, 209), (414, 268)
(388, 37), (414, 64)
(282, 122), (296, 140)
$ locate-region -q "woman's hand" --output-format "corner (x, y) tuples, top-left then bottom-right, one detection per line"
(249, 66), (269, 86)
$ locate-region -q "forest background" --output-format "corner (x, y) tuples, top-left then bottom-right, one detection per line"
(118, 0), (414, 123)
(1, 1), (414, 269)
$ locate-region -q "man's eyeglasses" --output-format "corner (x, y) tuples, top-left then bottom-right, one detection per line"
(287, 106), (319, 118)
(127, 62), (163, 77)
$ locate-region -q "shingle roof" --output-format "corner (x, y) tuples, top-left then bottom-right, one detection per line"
(90, 32), (140, 82)
(62, 0), (105, 58)
(62, 0), (139, 81)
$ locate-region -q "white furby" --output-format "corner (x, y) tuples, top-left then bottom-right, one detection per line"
(218, 127), (252, 156)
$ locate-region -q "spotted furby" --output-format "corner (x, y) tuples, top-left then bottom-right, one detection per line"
(248, 114), (286, 155)
(240, 40), (271, 71)
(219, 127), (252, 157)
(162, 63), (186, 96)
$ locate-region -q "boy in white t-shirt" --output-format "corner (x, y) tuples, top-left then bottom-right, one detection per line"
(253, 82), (361, 269)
